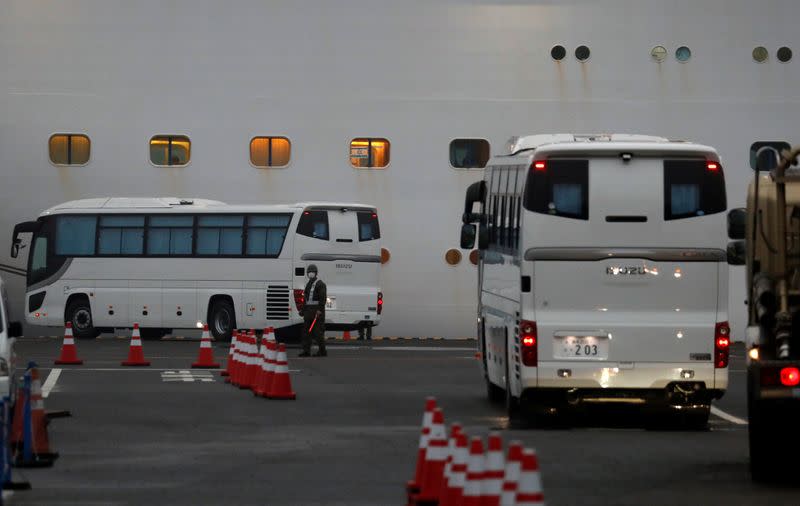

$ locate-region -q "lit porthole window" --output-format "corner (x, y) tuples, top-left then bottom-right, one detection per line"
(575, 45), (591, 62)
(150, 135), (190, 166)
(380, 247), (391, 264)
(551, 45), (566, 61)
(469, 250), (479, 266)
(752, 46), (769, 63)
(250, 137), (291, 168)
(350, 138), (390, 168)
(445, 248), (462, 266)
(651, 46), (667, 63)
(49, 134), (90, 165)
(777, 46), (793, 63)
(675, 46), (692, 63)
(450, 139), (490, 169)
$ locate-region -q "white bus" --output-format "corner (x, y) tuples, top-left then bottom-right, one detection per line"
(460, 134), (730, 427)
(11, 198), (383, 341)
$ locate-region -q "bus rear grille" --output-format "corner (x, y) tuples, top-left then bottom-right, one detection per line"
(266, 286), (291, 320)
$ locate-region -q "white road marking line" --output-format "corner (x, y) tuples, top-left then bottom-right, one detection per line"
(711, 406), (748, 425)
(41, 368), (61, 398)
(160, 370), (215, 383)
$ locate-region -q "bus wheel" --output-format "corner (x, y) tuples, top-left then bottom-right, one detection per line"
(209, 299), (235, 342)
(486, 377), (505, 404)
(140, 328), (165, 340)
(66, 298), (100, 339)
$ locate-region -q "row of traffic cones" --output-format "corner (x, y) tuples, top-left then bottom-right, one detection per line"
(53, 322), (224, 369)
(223, 328), (296, 400)
(406, 397), (544, 506)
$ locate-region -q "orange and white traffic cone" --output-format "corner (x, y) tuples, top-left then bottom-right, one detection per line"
(28, 366), (58, 461)
(444, 432), (469, 506)
(241, 330), (259, 390)
(501, 441), (524, 506)
(414, 407), (448, 505)
(266, 343), (296, 400)
(462, 437), (485, 506)
(251, 329), (269, 394)
(231, 331), (245, 386)
(515, 449), (545, 506)
(121, 323), (150, 366)
(221, 336), (236, 377)
(192, 324), (220, 368)
(54, 321), (83, 365)
(407, 397), (437, 504)
(483, 432), (505, 506)
(437, 423), (462, 506)
(254, 328), (276, 397)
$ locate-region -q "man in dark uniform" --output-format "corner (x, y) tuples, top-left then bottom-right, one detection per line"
(299, 264), (327, 357)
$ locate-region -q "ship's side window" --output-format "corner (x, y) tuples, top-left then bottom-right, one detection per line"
(150, 135), (191, 166)
(250, 137), (291, 168)
(350, 138), (390, 168)
(197, 216), (244, 256)
(450, 139), (490, 168)
(297, 211), (329, 240)
(55, 215), (97, 256)
(98, 216), (145, 255)
(49, 134), (90, 165)
(147, 216), (193, 255)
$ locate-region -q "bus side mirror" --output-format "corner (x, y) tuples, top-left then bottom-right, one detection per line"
(7, 321), (22, 338)
(10, 242), (19, 259)
(477, 223), (489, 250)
(460, 224), (476, 249)
(727, 240), (746, 266)
(727, 208), (746, 240)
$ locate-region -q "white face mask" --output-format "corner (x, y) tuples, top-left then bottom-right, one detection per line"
(308, 272), (317, 280)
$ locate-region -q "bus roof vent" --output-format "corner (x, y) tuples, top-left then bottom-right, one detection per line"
(178, 199), (194, 205)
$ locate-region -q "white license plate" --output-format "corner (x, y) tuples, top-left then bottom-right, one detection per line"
(554, 336), (609, 359)
(325, 297), (336, 310)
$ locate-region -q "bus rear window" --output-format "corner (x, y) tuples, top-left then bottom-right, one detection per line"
(523, 159), (589, 220)
(297, 210), (329, 240)
(664, 160), (726, 220)
(357, 212), (380, 241)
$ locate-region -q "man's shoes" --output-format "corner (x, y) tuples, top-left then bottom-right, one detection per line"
(313, 350), (327, 357)
(298, 351), (311, 358)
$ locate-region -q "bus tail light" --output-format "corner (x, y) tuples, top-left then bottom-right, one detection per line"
(531, 160), (546, 172)
(520, 320), (537, 367)
(293, 289), (305, 312)
(377, 292), (383, 315)
(780, 367), (800, 387)
(714, 321), (730, 368)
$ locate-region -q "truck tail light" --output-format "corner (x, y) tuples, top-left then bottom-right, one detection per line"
(520, 320), (537, 367)
(377, 292), (383, 315)
(714, 321), (730, 368)
(293, 289), (305, 312)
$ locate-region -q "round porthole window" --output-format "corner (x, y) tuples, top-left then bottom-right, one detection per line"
(651, 45), (667, 62)
(777, 46), (793, 63)
(551, 45), (566, 61)
(575, 45), (591, 62)
(752, 46), (769, 63)
(380, 247), (391, 264)
(469, 250), (480, 266)
(675, 46), (692, 62)
(445, 249), (463, 266)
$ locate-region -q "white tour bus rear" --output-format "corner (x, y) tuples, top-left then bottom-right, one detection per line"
(462, 134), (729, 427)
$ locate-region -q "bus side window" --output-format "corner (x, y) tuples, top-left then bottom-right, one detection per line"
(297, 210), (329, 240)
(247, 214), (291, 256)
(56, 215), (97, 256)
(146, 216), (193, 256)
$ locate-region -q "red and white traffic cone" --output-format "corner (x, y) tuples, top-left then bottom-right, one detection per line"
(444, 432), (469, 506)
(121, 323), (150, 366)
(515, 449), (545, 506)
(462, 437), (485, 506)
(28, 365), (58, 461)
(407, 397), (437, 504)
(54, 322), (83, 365)
(192, 324), (220, 368)
(437, 423), (462, 506)
(414, 407), (448, 505)
(242, 330), (260, 390)
(482, 432), (505, 506)
(254, 328), (276, 397)
(501, 441), (524, 506)
(227, 331), (242, 384)
(221, 336), (236, 377)
(266, 343), (296, 400)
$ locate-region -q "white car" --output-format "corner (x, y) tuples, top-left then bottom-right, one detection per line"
(0, 276), (21, 398)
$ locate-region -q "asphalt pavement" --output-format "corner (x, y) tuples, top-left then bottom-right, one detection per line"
(4, 338), (798, 505)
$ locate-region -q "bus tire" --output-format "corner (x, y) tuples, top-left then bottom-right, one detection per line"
(140, 328), (165, 340)
(65, 297), (100, 339)
(486, 377), (505, 404)
(209, 299), (236, 342)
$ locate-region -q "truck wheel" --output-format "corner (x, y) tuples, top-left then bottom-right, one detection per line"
(209, 300), (235, 342)
(65, 298), (100, 339)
